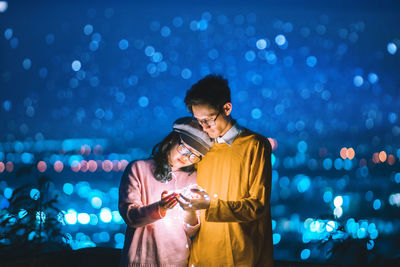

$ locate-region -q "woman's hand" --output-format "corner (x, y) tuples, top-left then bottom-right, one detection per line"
(158, 191), (178, 217)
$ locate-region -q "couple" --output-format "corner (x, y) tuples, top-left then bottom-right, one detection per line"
(118, 75), (274, 267)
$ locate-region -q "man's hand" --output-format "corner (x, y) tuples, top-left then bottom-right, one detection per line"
(158, 191), (178, 217)
(177, 188), (210, 211)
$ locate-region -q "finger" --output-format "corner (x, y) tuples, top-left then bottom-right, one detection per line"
(179, 193), (191, 202)
(160, 198), (177, 210)
(191, 188), (206, 196)
(161, 190), (169, 198)
(165, 199), (178, 209)
(159, 197), (175, 208)
(162, 193), (176, 202)
(164, 197), (177, 206)
(176, 196), (190, 208)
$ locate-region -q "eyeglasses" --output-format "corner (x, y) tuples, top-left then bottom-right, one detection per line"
(196, 111), (220, 127)
(177, 140), (202, 164)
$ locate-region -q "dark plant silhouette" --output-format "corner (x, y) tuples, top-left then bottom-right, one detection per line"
(314, 215), (400, 267)
(0, 166), (71, 260)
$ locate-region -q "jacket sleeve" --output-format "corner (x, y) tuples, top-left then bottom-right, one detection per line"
(205, 138), (272, 222)
(118, 161), (163, 228)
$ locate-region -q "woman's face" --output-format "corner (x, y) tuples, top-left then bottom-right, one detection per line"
(168, 141), (201, 169)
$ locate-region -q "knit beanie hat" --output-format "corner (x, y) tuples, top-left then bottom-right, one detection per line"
(173, 117), (213, 156)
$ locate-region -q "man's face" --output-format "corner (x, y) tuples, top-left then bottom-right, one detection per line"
(192, 103), (232, 139)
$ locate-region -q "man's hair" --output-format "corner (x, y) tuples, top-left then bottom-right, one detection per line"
(184, 74), (231, 113)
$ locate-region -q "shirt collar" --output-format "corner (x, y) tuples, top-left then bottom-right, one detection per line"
(215, 122), (242, 146)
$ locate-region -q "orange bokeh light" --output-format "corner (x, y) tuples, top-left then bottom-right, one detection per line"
(0, 162), (5, 173)
(54, 161), (64, 173)
(340, 147), (347, 159)
(268, 138), (278, 151)
(71, 160), (81, 172)
(378, 151), (387, 162)
(88, 160), (97, 172)
(120, 160), (129, 171)
(372, 153), (380, 164)
(37, 161), (47, 172)
(387, 154), (395, 165)
(346, 148), (355, 160)
(6, 162), (14, 172)
(102, 160), (113, 172)
(80, 160), (88, 172)
(80, 144), (91, 155)
(112, 160), (121, 171)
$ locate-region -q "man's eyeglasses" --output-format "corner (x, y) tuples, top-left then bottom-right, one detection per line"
(196, 111), (220, 127)
(177, 140), (202, 164)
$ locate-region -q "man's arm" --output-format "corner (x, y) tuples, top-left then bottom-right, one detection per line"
(206, 138), (272, 222)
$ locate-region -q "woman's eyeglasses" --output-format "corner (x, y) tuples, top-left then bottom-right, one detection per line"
(177, 140), (202, 164)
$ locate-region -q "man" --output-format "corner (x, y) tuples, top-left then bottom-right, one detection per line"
(178, 74), (274, 267)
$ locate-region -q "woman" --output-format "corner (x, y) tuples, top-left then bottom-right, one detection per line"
(118, 117), (213, 267)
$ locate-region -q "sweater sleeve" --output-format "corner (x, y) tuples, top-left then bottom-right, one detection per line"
(183, 211), (201, 237)
(118, 161), (163, 228)
(206, 138), (272, 222)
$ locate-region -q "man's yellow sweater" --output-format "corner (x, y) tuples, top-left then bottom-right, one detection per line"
(189, 128), (274, 267)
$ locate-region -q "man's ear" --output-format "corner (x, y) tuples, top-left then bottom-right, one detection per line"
(222, 102), (232, 116)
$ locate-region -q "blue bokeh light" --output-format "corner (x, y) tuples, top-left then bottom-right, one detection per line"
(22, 58), (32, 70)
(63, 183), (74, 195)
(3, 100), (12, 111)
(297, 141), (308, 153)
(300, 249), (311, 260)
(4, 188), (13, 199)
(368, 73), (379, 84)
(45, 34), (55, 45)
(83, 24), (93, 35)
(256, 39), (267, 49)
(30, 188), (40, 200)
(145, 46), (155, 56)
(373, 199), (381, 210)
(306, 56), (317, 67)
(65, 209), (78, 225)
(251, 108), (262, 119)
(275, 34), (286, 46)
(138, 96), (149, 107)
(71, 60), (81, 72)
(323, 191), (333, 203)
(114, 233), (125, 243)
(10, 37), (18, 48)
(4, 28), (12, 40)
(78, 213), (91, 224)
(118, 39), (129, 50)
(245, 50), (256, 62)
(353, 75), (364, 87)
(91, 197), (103, 209)
(387, 42), (397, 55)
(100, 208), (112, 223)
(273, 233), (281, 245)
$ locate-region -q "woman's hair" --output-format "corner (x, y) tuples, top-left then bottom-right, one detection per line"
(151, 131), (196, 183)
